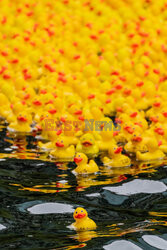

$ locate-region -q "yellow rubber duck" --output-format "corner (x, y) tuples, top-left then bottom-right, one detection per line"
(8, 112), (32, 133)
(124, 133), (148, 153)
(71, 207), (96, 231)
(136, 137), (165, 161)
(97, 117), (117, 151)
(73, 153), (99, 175)
(103, 145), (131, 167)
(50, 136), (75, 161)
(76, 133), (99, 157)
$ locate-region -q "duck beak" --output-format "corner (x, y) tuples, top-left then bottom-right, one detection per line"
(132, 136), (142, 142)
(75, 213), (86, 219)
(33, 100), (42, 106)
(74, 157), (83, 163)
(153, 102), (161, 107)
(113, 131), (119, 136)
(124, 89), (131, 95)
(24, 93), (30, 100)
(17, 116), (27, 122)
(82, 141), (93, 147)
(134, 122), (143, 127)
(74, 110), (82, 115)
(130, 112), (138, 118)
(56, 129), (62, 135)
(56, 142), (64, 147)
(150, 116), (158, 123)
(124, 126), (133, 134)
(154, 128), (164, 135)
(48, 109), (57, 114)
(60, 117), (66, 123)
(45, 100), (54, 105)
(114, 146), (122, 154)
(163, 112), (167, 117)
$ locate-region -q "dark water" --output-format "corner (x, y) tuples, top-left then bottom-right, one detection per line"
(0, 124), (167, 249)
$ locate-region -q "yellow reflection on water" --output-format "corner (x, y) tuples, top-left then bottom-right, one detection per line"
(10, 181), (71, 193)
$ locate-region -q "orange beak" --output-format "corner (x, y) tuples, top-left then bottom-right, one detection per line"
(153, 102), (161, 107)
(56, 142), (64, 147)
(130, 112), (138, 118)
(114, 146), (122, 154)
(33, 100), (42, 106)
(124, 89), (131, 95)
(150, 116), (158, 123)
(132, 136), (142, 142)
(124, 126), (134, 134)
(82, 141), (92, 147)
(74, 157), (83, 163)
(154, 128), (164, 135)
(75, 213), (86, 219)
(74, 110), (82, 115)
(162, 112), (167, 117)
(48, 109), (57, 114)
(17, 116), (27, 122)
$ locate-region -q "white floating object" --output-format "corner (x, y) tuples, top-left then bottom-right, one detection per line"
(103, 179), (167, 195)
(142, 235), (167, 249)
(103, 240), (142, 250)
(27, 202), (74, 214)
(0, 224), (6, 230)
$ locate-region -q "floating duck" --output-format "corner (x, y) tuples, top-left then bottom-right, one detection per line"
(76, 133), (99, 157)
(136, 137), (165, 161)
(73, 152), (99, 174)
(8, 111), (32, 133)
(71, 207), (96, 231)
(50, 136), (75, 161)
(124, 133), (148, 153)
(103, 145), (131, 167)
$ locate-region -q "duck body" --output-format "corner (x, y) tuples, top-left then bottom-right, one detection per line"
(73, 153), (99, 174)
(103, 145), (131, 167)
(71, 207), (96, 231)
(136, 150), (165, 161)
(136, 137), (165, 161)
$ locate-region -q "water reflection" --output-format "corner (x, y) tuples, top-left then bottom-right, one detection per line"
(0, 127), (167, 249)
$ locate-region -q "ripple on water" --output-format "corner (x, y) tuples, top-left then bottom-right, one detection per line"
(103, 240), (142, 250)
(27, 202), (74, 215)
(142, 235), (167, 249)
(103, 179), (167, 195)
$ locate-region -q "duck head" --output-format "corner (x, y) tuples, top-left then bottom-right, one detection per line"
(73, 207), (88, 221)
(74, 153), (88, 165)
(55, 136), (68, 148)
(109, 145), (123, 156)
(80, 133), (95, 147)
(17, 112), (32, 123)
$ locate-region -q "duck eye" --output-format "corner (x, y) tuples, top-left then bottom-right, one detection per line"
(81, 210), (83, 213)
(76, 211), (77, 214)
(61, 140), (63, 143)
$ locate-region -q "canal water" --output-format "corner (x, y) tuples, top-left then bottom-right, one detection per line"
(0, 124), (167, 249)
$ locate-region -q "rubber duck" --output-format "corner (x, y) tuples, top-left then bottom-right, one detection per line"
(73, 153), (99, 175)
(8, 111), (32, 133)
(97, 117), (116, 151)
(124, 133), (148, 153)
(50, 136), (75, 161)
(103, 145), (131, 167)
(136, 137), (165, 161)
(71, 207), (96, 231)
(76, 133), (99, 157)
